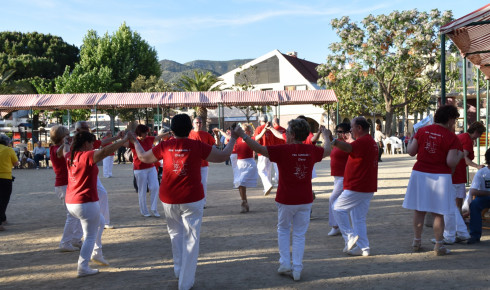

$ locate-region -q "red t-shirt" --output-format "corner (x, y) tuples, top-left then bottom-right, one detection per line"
(453, 133), (474, 184)
(50, 145), (68, 187)
(303, 133), (315, 145)
(272, 125), (286, 145)
(102, 136), (115, 156)
(268, 144), (324, 205)
(412, 124), (460, 174)
(235, 137), (254, 159)
(254, 124), (275, 156)
(129, 136), (156, 170)
(93, 140), (102, 149)
(343, 134), (378, 193)
(330, 146), (350, 177)
(188, 130), (216, 167)
(65, 151), (99, 204)
(152, 138), (212, 204)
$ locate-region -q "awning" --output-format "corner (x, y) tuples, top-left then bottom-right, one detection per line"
(441, 4), (490, 79)
(33, 93), (104, 110)
(97, 92), (161, 109)
(0, 90), (337, 111)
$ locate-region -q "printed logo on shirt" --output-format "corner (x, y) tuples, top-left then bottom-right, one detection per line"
(424, 135), (437, 154)
(293, 163), (308, 179)
(171, 153), (188, 176)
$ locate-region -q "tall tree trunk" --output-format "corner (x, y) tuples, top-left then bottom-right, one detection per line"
(385, 109), (394, 136)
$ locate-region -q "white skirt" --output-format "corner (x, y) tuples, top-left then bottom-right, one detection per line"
(235, 158), (258, 188)
(402, 170), (454, 215)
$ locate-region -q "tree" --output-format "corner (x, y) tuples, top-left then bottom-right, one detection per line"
(0, 31), (79, 81)
(178, 71), (221, 130)
(317, 9), (454, 135)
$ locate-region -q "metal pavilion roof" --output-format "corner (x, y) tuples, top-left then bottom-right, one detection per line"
(441, 4), (490, 79)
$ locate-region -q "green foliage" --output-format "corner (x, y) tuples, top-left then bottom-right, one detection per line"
(317, 9), (454, 135)
(54, 65), (114, 93)
(77, 23), (161, 93)
(0, 31), (79, 81)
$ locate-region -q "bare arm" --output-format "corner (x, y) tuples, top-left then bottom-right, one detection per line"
(464, 150), (484, 169)
(154, 131), (171, 144)
(406, 137), (418, 156)
(321, 128), (332, 158)
(56, 143), (66, 158)
(236, 127), (269, 157)
(311, 125), (324, 143)
(100, 131), (123, 146)
(93, 136), (129, 164)
(128, 132), (158, 164)
(332, 138), (353, 153)
(206, 137), (236, 163)
(446, 149), (464, 172)
(267, 126), (284, 140)
(469, 188), (490, 197)
(254, 127), (268, 141)
(62, 137), (71, 156)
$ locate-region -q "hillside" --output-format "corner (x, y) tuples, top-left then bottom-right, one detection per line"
(159, 59), (252, 84)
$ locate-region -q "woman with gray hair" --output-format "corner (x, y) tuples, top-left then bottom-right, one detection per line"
(0, 134), (20, 231)
(234, 118), (332, 281)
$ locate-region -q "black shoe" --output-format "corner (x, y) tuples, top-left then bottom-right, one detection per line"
(467, 237), (480, 244)
(378, 160), (383, 162)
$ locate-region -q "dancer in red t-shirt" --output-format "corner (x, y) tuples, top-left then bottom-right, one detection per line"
(49, 125), (82, 252)
(235, 118), (331, 281)
(129, 114), (236, 290)
(327, 122), (355, 237)
(188, 116), (219, 207)
(233, 124), (259, 213)
(75, 121), (124, 229)
(403, 105), (464, 256)
(63, 131), (129, 277)
(330, 117), (378, 257)
(128, 125), (169, 217)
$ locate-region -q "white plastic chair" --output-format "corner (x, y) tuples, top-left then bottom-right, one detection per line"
(389, 136), (403, 154)
(382, 139), (392, 154)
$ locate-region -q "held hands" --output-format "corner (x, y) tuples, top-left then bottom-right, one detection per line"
(126, 132), (137, 144)
(117, 131), (125, 139)
(232, 126), (244, 139)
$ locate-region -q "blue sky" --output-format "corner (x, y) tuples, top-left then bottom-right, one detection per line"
(1, 0), (485, 64)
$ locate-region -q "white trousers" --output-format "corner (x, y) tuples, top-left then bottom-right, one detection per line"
(333, 190), (374, 251)
(66, 201), (105, 270)
(230, 153), (238, 187)
(272, 162), (279, 185)
(328, 177), (344, 227)
(102, 155), (114, 178)
(56, 185), (82, 246)
(97, 177), (110, 225)
(277, 202), (312, 273)
(201, 166), (208, 205)
(257, 156), (272, 192)
(444, 185), (469, 240)
(134, 167), (160, 216)
(163, 199), (205, 290)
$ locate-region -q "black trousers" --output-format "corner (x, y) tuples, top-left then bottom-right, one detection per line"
(0, 178), (13, 223)
(117, 146), (126, 163)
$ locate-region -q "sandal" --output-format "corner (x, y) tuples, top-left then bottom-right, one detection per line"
(412, 238), (422, 252)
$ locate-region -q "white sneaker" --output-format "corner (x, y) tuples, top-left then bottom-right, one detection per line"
(59, 243), (79, 252)
(91, 254), (110, 266)
(77, 267), (99, 278)
(328, 227), (341, 236)
(292, 271), (301, 281)
(104, 224), (115, 229)
(347, 235), (359, 252)
(151, 210), (160, 217)
(348, 246), (370, 256)
(430, 238), (454, 245)
(143, 213), (151, 217)
(277, 265), (291, 275)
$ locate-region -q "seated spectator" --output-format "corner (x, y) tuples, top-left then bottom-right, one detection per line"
(20, 151), (35, 169)
(33, 141), (48, 169)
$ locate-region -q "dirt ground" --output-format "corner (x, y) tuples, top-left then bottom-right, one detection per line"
(1, 153), (489, 290)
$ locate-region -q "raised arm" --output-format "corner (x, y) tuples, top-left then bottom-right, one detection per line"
(311, 125), (324, 143)
(321, 128), (332, 158)
(267, 126), (284, 140)
(254, 126), (269, 141)
(154, 131), (171, 143)
(127, 132), (158, 164)
(331, 136), (353, 153)
(93, 135), (129, 164)
(100, 132), (122, 146)
(206, 136), (236, 163)
(236, 126), (269, 157)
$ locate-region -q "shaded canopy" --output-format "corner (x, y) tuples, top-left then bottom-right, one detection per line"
(0, 90), (337, 112)
(441, 4), (490, 79)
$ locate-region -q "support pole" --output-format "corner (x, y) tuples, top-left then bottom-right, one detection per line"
(463, 57), (468, 132)
(477, 70), (481, 164)
(336, 101), (339, 125)
(441, 33), (446, 105)
(95, 105), (99, 140)
(157, 106), (160, 132)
